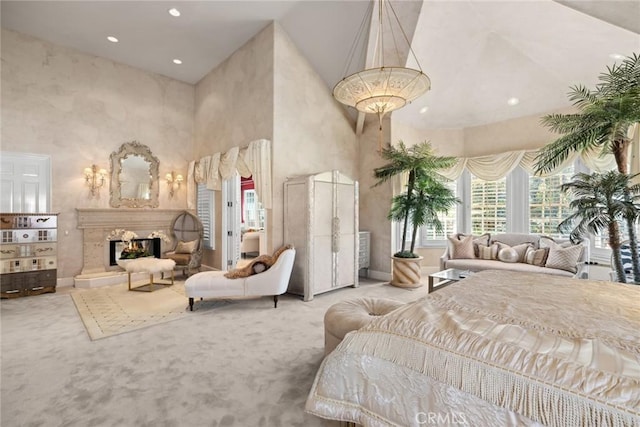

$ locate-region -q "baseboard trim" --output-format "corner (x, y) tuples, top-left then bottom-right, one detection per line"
(365, 269), (391, 282)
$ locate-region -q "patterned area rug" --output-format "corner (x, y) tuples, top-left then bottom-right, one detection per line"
(71, 280), (192, 340)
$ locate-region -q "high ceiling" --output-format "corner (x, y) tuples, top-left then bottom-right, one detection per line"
(2, 1), (639, 130)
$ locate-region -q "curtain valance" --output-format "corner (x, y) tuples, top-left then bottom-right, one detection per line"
(438, 147), (616, 182)
(188, 139), (272, 209)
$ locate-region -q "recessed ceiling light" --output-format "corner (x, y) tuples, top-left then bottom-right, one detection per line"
(168, 8), (181, 17)
(507, 97), (520, 106)
(419, 106), (429, 114)
(173, 59), (183, 65)
(107, 36), (119, 43)
(610, 53), (625, 60)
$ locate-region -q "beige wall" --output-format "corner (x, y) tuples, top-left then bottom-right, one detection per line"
(193, 22), (357, 267)
(0, 29), (194, 279)
(194, 24), (275, 269)
(272, 23), (358, 250)
(462, 109), (572, 157)
(358, 115), (394, 277)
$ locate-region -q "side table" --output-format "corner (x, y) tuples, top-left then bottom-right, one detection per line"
(428, 268), (471, 293)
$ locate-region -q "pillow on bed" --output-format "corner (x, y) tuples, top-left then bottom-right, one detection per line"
(495, 242), (531, 263)
(447, 234), (476, 259)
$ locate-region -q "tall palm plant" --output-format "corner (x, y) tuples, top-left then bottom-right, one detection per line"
(535, 52), (640, 281)
(373, 141), (457, 257)
(558, 171), (640, 283)
(388, 173), (459, 255)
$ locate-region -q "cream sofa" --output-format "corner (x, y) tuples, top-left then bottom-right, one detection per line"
(440, 233), (590, 279)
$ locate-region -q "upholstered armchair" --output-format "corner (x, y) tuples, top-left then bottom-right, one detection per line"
(163, 211), (204, 277)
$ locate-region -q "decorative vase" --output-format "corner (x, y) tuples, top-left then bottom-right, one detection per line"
(390, 255), (424, 288)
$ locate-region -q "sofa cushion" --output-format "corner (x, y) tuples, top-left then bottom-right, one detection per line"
(164, 252), (191, 265)
(545, 243), (584, 273)
(478, 243), (499, 260)
(497, 247), (519, 263)
(444, 259), (573, 277)
(524, 246), (549, 267)
(495, 242), (532, 263)
(451, 233), (490, 257)
(448, 234), (476, 259)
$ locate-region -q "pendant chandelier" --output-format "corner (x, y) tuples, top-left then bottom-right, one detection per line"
(333, 0), (431, 143)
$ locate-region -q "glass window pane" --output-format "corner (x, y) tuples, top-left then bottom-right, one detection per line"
(470, 175), (506, 235)
(418, 181), (457, 243)
(528, 165), (573, 238)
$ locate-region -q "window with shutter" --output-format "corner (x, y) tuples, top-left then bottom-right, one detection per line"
(529, 165), (574, 237)
(470, 175), (506, 235)
(196, 183), (215, 250)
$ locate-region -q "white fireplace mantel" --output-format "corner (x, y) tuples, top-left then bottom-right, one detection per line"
(75, 208), (188, 287)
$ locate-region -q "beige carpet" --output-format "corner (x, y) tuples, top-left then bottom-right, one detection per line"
(71, 280), (193, 340)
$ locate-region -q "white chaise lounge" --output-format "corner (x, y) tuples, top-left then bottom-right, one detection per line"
(184, 248), (296, 311)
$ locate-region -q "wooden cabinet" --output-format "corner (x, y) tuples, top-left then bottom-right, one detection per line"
(284, 170), (358, 301)
(1, 213), (58, 298)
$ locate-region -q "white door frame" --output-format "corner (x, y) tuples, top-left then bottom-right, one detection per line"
(221, 173), (241, 270)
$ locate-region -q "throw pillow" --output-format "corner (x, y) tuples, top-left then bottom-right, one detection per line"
(224, 244), (294, 279)
(447, 234), (476, 259)
(524, 246), (549, 267)
(175, 240), (197, 254)
(545, 243), (584, 273)
(495, 242), (532, 263)
(455, 233), (491, 257)
(497, 247), (519, 263)
(478, 243), (499, 260)
(225, 254), (272, 279)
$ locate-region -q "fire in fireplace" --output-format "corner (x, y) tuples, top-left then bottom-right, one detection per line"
(109, 238), (161, 266)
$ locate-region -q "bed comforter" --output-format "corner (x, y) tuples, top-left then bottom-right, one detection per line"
(305, 270), (640, 426)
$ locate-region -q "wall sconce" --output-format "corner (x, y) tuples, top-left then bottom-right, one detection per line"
(165, 171), (183, 198)
(83, 164), (107, 197)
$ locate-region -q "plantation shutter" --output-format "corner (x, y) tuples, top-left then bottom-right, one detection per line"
(196, 183), (214, 250)
(470, 175), (507, 235)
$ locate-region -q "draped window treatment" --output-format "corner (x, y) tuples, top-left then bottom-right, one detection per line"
(437, 147), (617, 182)
(187, 139), (272, 209)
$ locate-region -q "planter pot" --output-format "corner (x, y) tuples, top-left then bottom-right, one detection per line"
(390, 255), (424, 288)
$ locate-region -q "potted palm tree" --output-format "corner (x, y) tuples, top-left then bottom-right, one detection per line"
(558, 171), (640, 283)
(373, 141), (458, 288)
(535, 52), (640, 281)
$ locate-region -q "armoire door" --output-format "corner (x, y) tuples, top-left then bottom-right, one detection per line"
(336, 180), (356, 287)
(312, 179), (333, 292)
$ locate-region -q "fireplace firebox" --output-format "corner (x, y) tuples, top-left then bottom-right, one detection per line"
(109, 238), (161, 266)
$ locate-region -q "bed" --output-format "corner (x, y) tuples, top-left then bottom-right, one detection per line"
(305, 270), (640, 426)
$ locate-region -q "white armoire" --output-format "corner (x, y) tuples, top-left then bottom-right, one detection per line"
(284, 170), (358, 301)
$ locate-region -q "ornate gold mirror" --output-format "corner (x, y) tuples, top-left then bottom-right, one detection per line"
(109, 141), (159, 208)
